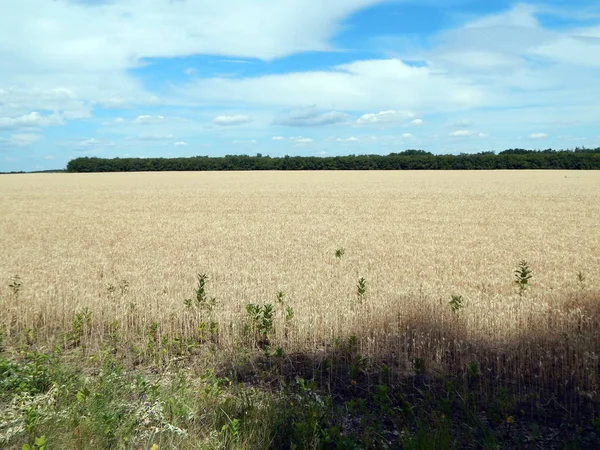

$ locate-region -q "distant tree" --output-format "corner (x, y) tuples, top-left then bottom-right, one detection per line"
(66, 149), (600, 172)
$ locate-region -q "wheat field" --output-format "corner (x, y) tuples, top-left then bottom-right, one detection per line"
(1, 171), (599, 398)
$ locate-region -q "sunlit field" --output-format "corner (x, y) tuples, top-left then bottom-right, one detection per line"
(1, 170), (599, 448)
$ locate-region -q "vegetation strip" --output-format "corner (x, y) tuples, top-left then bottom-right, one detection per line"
(65, 148), (600, 172)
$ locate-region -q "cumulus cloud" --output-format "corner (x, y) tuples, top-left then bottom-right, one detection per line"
(357, 110), (416, 125)
(529, 132), (548, 139)
(449, 130), (488, 138)
(449, 130), (472, 137)
(176, 57), (485, 113)
(0, 87), (90, 119)
(271, 136), (315, 143)
(166, 4), (600, 137)
(0, 0), (390, 112)
(401, 133), (414, 138)
(0, 112), (63, 130)
(174, 141), (188, 146)
(336, 137), (359, 142)
(294, 137), (314, 144)
(79, 138), (102, 147)
(70, 137), (116, 152)
(213, 115), (253, 126)
(274, 108), (350, 127)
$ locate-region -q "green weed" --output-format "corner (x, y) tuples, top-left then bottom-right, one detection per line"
(514, 260), (533, 297)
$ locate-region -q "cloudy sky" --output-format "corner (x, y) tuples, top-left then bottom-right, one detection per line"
(1, 0), (599, 171)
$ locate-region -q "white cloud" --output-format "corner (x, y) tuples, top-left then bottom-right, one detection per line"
(449, 130), (473, 137)
(174, 141), (188, 146)
(178, 58), (483, 112)
(0, 112), (63, 130)
(161, 5), (600, 138)
(133, 115), (165, 125)
(79, 138), (101, 147)
(274, 108), (350, 127)
(269, 135), (315, 143)
(449, 130), (489, 138)
(533, 36), (600, 67)
(467, 4), (540, 28)
(401, 133), (414, 138)
(70, 137), (116, 152)
(437, 50), (525, 71)
(529, 133), (548, 139)
(336, 137), (359, 142)
(0, 0), (390, 111)
(0, 87), (90, 119)
(410, 119), (424, 126)
(213, 115), (253, 126)
(357, 110), (416, 125)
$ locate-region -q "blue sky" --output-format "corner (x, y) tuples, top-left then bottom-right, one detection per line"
(1, 0), (599, 171)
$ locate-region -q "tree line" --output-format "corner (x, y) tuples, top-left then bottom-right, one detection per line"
(66, 148), (600, 172)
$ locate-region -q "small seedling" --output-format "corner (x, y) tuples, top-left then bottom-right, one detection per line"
(246, 303), (275, 348)
(285, 305), (294, 322)
(514, 260), (533, 297)
(9, 274), (22, 298)
(276, 290), (286, 304)
(335, 247), (345, 260)
(68, 308), (92, 347)
(449, 295), (464, 313)
(185, 273), (217, 312)
(356, 277), (367, 303)
(220, 411), (240, 448)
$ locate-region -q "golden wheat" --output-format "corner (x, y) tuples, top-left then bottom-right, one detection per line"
(1, 170), (599, 394)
